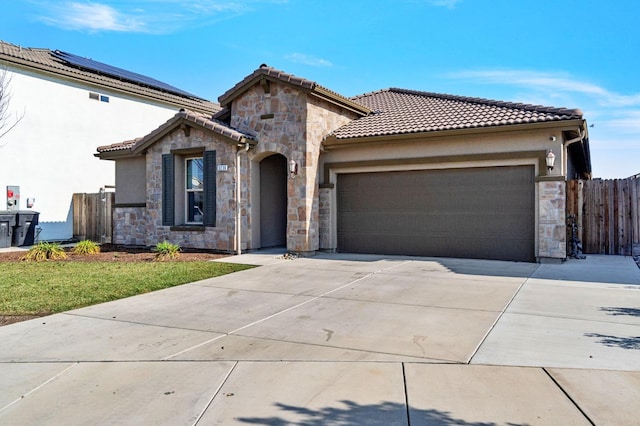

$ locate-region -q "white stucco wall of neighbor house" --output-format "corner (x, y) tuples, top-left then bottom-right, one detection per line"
(0, 66), (181, 241)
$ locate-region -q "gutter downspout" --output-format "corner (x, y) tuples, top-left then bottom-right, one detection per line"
(564, 125), (586, 147)
(564, 122), (589, 256)
(236, 140), (250, 255)
(563, 121), (589, 177)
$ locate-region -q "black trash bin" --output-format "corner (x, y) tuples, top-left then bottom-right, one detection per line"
(0, 211), (17, 248)
(12, 211), (40, 247)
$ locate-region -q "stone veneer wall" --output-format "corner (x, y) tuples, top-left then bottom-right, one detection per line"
(113, 207), (147, 245)
(231, 83), (307, 251)
(308, 98), (359, 252)
(231, 82), (358, 253)
(141, 126), (239, 250)
(318, 187), (332, 250)
(538, 180), (567, 259)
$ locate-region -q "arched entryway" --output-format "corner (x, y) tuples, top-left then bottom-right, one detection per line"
(259, 154), (287, 248)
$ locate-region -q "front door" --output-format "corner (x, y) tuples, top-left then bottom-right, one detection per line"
(260, 154), (287, 248)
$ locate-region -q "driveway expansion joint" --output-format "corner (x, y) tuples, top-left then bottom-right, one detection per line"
(163, 260), (414, 360)
(542, 368), (596, 426)
(467, 263), (540, 364)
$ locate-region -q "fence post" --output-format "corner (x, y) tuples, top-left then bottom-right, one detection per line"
(632, 176), (640, 256)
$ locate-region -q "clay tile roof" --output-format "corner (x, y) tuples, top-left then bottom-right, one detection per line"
(330, 88), (584, 140)
(177, 109), (254, 144)
(96, 109), (254, 156)
(96, 138), (141, 153)
(0, 40), (219, 115)
(218, 64), (315, 105)
(218, 64), (369, 115)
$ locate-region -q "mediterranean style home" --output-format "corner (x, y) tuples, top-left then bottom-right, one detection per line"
(0, 41), (216, 241)
(97, 65), (592, 263)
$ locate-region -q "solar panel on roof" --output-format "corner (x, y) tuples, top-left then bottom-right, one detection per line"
(51, 50), (203, 99)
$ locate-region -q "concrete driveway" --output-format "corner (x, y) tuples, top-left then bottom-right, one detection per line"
(1, 252), (639, 425)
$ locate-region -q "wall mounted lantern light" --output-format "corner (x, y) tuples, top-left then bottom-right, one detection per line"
(546, 150), (556, 171)
(289, 159), (298, 178)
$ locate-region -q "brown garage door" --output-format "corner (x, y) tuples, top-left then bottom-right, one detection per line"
(337, 166), (535, 262)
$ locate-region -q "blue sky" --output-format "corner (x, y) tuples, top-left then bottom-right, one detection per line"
(2, 0), (639, 178)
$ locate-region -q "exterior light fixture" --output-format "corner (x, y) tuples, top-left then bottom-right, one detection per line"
(546, 150), (556, 171)
(289, 159), (298, 177)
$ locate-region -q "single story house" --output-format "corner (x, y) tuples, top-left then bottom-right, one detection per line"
(97, 65), (591, 263)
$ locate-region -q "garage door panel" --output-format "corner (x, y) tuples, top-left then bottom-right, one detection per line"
(337, 166), (535, 262)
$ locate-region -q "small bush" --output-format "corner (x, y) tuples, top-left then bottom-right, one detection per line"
(22, 242), (67, 261)
(153, 241), (180, 261)
(72, 240), (101, 255)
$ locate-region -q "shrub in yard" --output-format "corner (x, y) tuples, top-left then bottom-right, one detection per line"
(153, 241), (180, 260)
(72, 240), (101, 255)
(22, 241), (67, 261)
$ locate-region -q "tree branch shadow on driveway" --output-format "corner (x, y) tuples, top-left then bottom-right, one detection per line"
(235, 400), (529, 425)
(599, 307), (640, 317)
(584, 333), (640, 350)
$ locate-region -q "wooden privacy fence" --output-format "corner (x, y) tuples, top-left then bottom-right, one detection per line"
(72, 192), (114, 243)
(567, 176), (640, 256)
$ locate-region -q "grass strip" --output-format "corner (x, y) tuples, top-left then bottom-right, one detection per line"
(0, 261), (254, 315)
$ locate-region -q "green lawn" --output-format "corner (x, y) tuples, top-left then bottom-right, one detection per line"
(0, 261), (254, 316)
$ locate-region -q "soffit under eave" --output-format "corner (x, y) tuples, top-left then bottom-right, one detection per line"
(95, 150), (141, 161)
(568, 141), (592, 179)
(564, 124), (592, 178)
(322, 119), (586, 149)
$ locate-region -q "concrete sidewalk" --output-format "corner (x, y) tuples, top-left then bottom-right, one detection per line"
(0, 252), (639, 425)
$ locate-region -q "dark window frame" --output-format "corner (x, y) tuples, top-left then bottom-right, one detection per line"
(162, 150), (216, 227)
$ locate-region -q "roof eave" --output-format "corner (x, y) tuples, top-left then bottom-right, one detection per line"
(218, 69), (370, 116)
(130, 113), (255, 155)
(564, 120), (592, 179)
(323, 119), (586, 149)
(1, 55), (219, 115)
(95, 148), (140, 160)
(310, 87), (370, 116)
(219, 73), (274, 107)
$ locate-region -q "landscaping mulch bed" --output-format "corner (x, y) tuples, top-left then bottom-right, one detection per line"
(0, 243), (229, 263)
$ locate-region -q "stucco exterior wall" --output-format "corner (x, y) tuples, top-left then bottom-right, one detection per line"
(115, 157), (146, 204)
(320, 126), (568, 166)
(0, 65), (182, 241)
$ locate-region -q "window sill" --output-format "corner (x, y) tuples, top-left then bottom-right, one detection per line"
(170, 225), (206, 232)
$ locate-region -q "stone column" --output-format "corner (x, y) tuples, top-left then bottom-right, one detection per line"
(538, 179), (566, 261)
(287, 150), (320, 253)
(318, 186), (333, 250)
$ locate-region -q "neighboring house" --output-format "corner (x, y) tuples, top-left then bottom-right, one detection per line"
(97, 65), (591, 263)
(0, 41), (217, 241)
